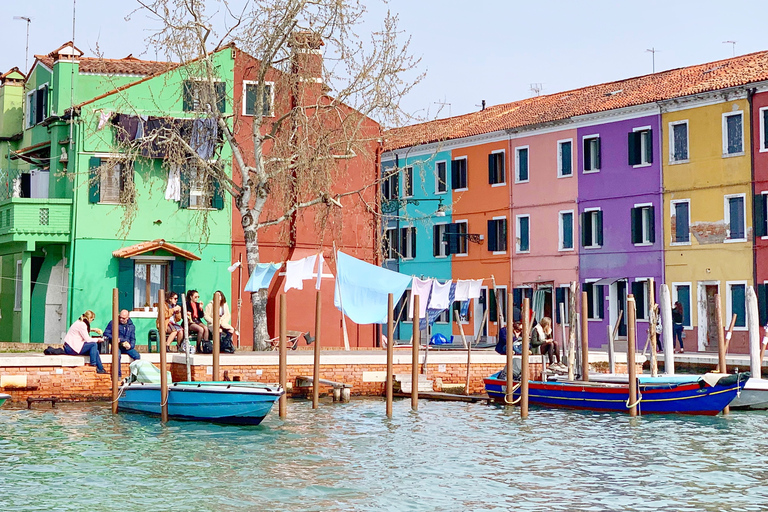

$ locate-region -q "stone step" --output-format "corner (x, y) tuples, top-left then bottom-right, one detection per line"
(394, 374), (433, 393)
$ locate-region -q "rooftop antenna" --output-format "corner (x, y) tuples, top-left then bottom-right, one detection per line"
(645, 47), (659, 73)
(475, 99), (486, 111)
(530, 83), (543, 96)
(13, 16), (32, 73)
(433, 97), (451, 117)
(723, 40), (737, 57)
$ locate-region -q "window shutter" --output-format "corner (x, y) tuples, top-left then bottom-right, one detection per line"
(399, 228), (407, 258)
(595, 138), (601, 170)
(631, 281), (645, 318)
(182, 81), (193, 111)
(433, 225), (440, 256)
(648, 206), (655, 243)
(755, 194), (767, 238)
(410, 228), (416, 258)
(212, 178), (225, 210)
(215, 82), (226, 113)
(445, 223), (459, 255)
(170, 259), (187, 298)
(581, 212), (589, 247)
(179, 165), (190, 208)
(596, 210), (604, 246)
(758, 284), (768, 326)
(645, 129), (653, 164)
(40, 85), (48, 123)
(487, 220), (496, 252)
(245, 83), (256, 115)
(596, 285), (604, 319)
(88, 157), (101, 203)
(489, 289), (497, 322)
(28, 90), (36, 127)
(586, 284), (594, 319)
(628, 131), (640, 166)
(583, 139), (591, 171)
(555, 288), (565, 324)
(630, 207), (639, 244)
(488, 153), (495, 184)
(513, 288), (524, 311)
(500, 219), (507, 251)
(392, 227), (400, 256)
(117, 258), (135, 311)
(451, 160), (460, 189)
(35, 88), (45, 124)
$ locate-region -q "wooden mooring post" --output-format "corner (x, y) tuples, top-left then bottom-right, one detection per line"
(312, 289), (322, 410)
(648, 278), (658, 378)
(521, 297), (530, 419)
(715, 294), (729, 415)
(412, 294), (420, 411)
(506, 292), (514, 407)
(386, 293), (394, 418)
(279, 294), (287, 419)
(212, 291), (221, 382)
(111, 288), (119, 414)
(158, 289), (168, 423)
(627, 294), (638, 417)
(580, 291), (589, 381)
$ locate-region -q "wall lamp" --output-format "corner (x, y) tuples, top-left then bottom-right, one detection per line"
(381, 197), (446, 216)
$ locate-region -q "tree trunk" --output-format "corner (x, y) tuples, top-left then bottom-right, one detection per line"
(242, 191), (271, 351)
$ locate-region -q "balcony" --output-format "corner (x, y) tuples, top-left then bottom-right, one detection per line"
(0, 198), (72, 245)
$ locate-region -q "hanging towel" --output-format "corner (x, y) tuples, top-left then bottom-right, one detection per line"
(454, 280), (471, 302)
(422, 282), (457, 330)
(467, 279), (483, 300)
(409, 277), (434, 320)
(315, 254), (325, 290)
(191, 117), (218, 160)
(97, 110), (112, 131)
(244, 263), (282, 292)
(284, 259), (307, 292)
(428, 280), (452, 310)
(165, 164), (181, 201)
(302, 254), (317, 280)
(333, 250), (412, 324)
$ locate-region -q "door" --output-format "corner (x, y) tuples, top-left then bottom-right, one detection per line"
(475, 289), (488, 340)
(616, 280), (627, 337)
(705, 285), (719, 349)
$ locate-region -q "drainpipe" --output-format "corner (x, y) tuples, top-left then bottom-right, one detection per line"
(66, 118), (79, 327)
(748, 88), (757, 298)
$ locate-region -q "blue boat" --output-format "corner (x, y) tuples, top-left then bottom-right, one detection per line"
(118, 381), (284, 425)
(484, 372), (748, 415)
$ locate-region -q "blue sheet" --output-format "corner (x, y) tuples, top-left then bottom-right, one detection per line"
(244, 263), (282, 292)
(334, 251), (411, 324)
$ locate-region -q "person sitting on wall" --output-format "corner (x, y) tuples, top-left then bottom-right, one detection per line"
(103, 309), (140, 376)
(63, 310), (107, 374)
(185, 290), (209, 348)
(204, 291), (239, 344)
(531, 317), (562, 369)
(158, 291), (183, 352)
(672, 301), (685, 354)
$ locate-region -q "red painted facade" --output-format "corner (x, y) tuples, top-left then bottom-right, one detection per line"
(752, 90), (768, 289)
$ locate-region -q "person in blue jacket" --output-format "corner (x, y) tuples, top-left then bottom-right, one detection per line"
(104, 310), (140, 375)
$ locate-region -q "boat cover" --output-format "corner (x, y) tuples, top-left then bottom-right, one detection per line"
(130, 360), (171, 384)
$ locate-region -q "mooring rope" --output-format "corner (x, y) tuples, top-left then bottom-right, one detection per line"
(625, 390), (643, 409)
(504, 382), (521, 405)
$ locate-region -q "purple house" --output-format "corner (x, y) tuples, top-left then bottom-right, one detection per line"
(577, 112), (664, 349)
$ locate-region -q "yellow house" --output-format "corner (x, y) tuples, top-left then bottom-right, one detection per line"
(661, 91), (753, 353)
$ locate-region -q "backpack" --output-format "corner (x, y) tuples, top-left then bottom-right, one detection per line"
(219, 332), (235, 354)
(44, 346), (66, 355)
(199, 340), (214, 354)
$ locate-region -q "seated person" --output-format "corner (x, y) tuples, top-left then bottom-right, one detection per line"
(157, 291), (183, 351)
(531, 316), (562, 368)
(103, 309), (139, 376)
(204, 291), (238, 342)
(186, 289), (209, 347)
(63, 310), (107, 374)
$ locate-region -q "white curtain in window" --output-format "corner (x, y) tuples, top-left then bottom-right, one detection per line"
(532, 288), (546, 322)
(134, 264), (147, 309)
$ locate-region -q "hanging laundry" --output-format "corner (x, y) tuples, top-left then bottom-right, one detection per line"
(284, 259), (307, 292)
(454, 280), (471, 302)
(113, 114), (142, 144)
(315, 254), (325, 291)
(409, 277), (434, 320)
(467, 279), (483, 300)
(428, 280), (452, 310)
(97, 110), (113, 131)
(165, 164), (181, 201)
(422, 282), (457, 330)
(302, 254), (317, 280)
(191, 117), (218, 160)
(244, 262), (282, 292)
(333, 250), (412, 324)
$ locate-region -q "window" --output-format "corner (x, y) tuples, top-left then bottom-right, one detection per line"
(673, 283), (692, 328)
(559, 210), (574, 250)
(26, 84), (49, 128)
(181, 163), (224, 210)
(630, 204), (655, 245)
(581, 209), (603, 248)
(243, 81), (273, 116)
(183, 80), (226, 113)
(451, 158), (467, 190)
(727, 282), (747, 329)
(515, 147), (529, 183)
(761, 107), (768, 152)
(399, 226), (416, 259)
(583, 135), (601, 173)
(384, 227), (398, 260)
(435, 161), (447, 194)
(134, 262), (170, 309)
(489, 286), (507, 323)
(631, 280), (648, 321)
(403, 167), (414, 197)
(723, 111), (744, 155)
(756, 192), (768, 238)
(671, 200), (690, 244)
(435, 307), (450, 324)
(725, 194), (746, 241)
(584, 282), (604, 320)
(628, 127), (653, 166)
(14, 260), (22, 311)
(555, 286), (570, 325)
(455, 221), (468, 255)
(489, 151), (505, 185)
(514, 215), (529, 253)
(558, 139), (573, 177)
(382, 169), (399, 201)
(670, 121), (689, 162)
(88, 157), (134, 205)
(433, 224), (447, 257)
(489, 218), (508, 253)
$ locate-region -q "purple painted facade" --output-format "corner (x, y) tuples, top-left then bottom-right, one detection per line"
(577, 113), (664, 349)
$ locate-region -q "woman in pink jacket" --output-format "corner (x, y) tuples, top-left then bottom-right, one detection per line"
(63, 310), (107, 374)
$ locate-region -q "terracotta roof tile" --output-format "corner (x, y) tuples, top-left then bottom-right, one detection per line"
(34, 54), (173, 76)
(112, 239), (201, 261)
(384, 50), (768, 151)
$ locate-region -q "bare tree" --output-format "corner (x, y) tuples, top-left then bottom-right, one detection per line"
(125, 0), (421, 349)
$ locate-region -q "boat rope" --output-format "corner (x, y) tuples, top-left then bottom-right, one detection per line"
(736, 369), (742, 397)
(111, 377), (131, 404)
(504, 382), (521, 405)
(625, 390), (643, 409)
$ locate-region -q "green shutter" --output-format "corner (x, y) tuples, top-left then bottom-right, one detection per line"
(117, 258), (135, 311)
(215, 82), (226, 114)
(755, 194), (767, 238)
(445, 223), (459, 255)
(182, 81), (193, 111)
(245, 83), (256, 116)
(88, 157), (101, 203)
(170, 259), (187, 298)
(758, 284), (768, 326)
(212, 179), (224, 210)
(179, 165), (190, 208)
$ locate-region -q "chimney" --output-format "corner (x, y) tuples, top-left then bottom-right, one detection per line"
(49, 42), (83, 115)
(288, 31), (324, 105)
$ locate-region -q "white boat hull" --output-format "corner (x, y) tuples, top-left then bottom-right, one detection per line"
(730, 378), (768, 410)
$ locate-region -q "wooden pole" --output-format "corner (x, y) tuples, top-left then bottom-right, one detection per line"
(212, 291), (221, 382)
(580, 291), (589, 381)
(724, 313), (738, 355)
(111, 288), (119, 414)
(559, 302), (567, 365)
(181, 298), (191, 381)
(568, 281), (577, 381)
(386, 293), (394, 418)
(660, 284), (675, 375)
(279, 294), (287, 419)
(627, 295), (638, 417)
(506, 292), (514, 406)
(648, 278), (658, 378)
(521, 297), (530, 419)
(467, 306), (489, 394)
(715, 293), (729, 415)
(312, 289), (322, 410)
(411, 294), (420, 411)
(158, 289), (168, 423)
(607, 324), (615, 374)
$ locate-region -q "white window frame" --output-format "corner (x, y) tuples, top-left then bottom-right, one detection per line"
(14, 260), (22, 311)
(669, 120), (690, 164)
(453, 156), (468, 192)
(489, 216), (508, 255)
(583, 207), (602, 249)
(558, 209), (575, 251)
(558, 284), (571, 326)
(454, 220), (469, 256)
(632, 126), (653, 168)
(633, 202), (654, 246)
(490, 149), (506, 187)
(726, 280), (748, 332)
(760, 107), (768, 153)
(515, 214), (530, 254)
(403, 289), (412, 324)
(722, 111), (745, 157)
(403, 166), (414, 198)
(670, 199), (691, 246)
(384, 227), (398, 260)
(514, 146), (529, 184)
(724, 193), (747, 243)
(435, 160), (448, 195)
(582, 134), (600, 174)
(672, 282), (693, 329)
(241, 80), (275, 117)
(433, 222), (448, 258)
(557, 138), (573, 178)
(25, 89), (36, 129)
(633, 277), (650, 322)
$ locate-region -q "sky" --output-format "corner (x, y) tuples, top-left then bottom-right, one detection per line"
(1, 0), (767, 125)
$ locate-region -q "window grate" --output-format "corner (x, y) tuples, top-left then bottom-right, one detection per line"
(39, 208), (49, 226)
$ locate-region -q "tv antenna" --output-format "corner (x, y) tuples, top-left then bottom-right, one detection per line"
(723, 40), (737, 57)
(646, 47), (659, 73)
(13, 16), (32, 73)
(530, 83), (543, 96)
(433, 97), (451, 118)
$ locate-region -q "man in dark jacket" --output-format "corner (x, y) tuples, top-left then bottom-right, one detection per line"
(104, 310), (140, 365)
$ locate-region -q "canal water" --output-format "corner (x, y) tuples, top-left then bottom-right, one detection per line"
(2, 399), (768, 511)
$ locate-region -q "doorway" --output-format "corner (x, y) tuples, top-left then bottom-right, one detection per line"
(616, 280), (627, 337)
(705, 284), (719, 349)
